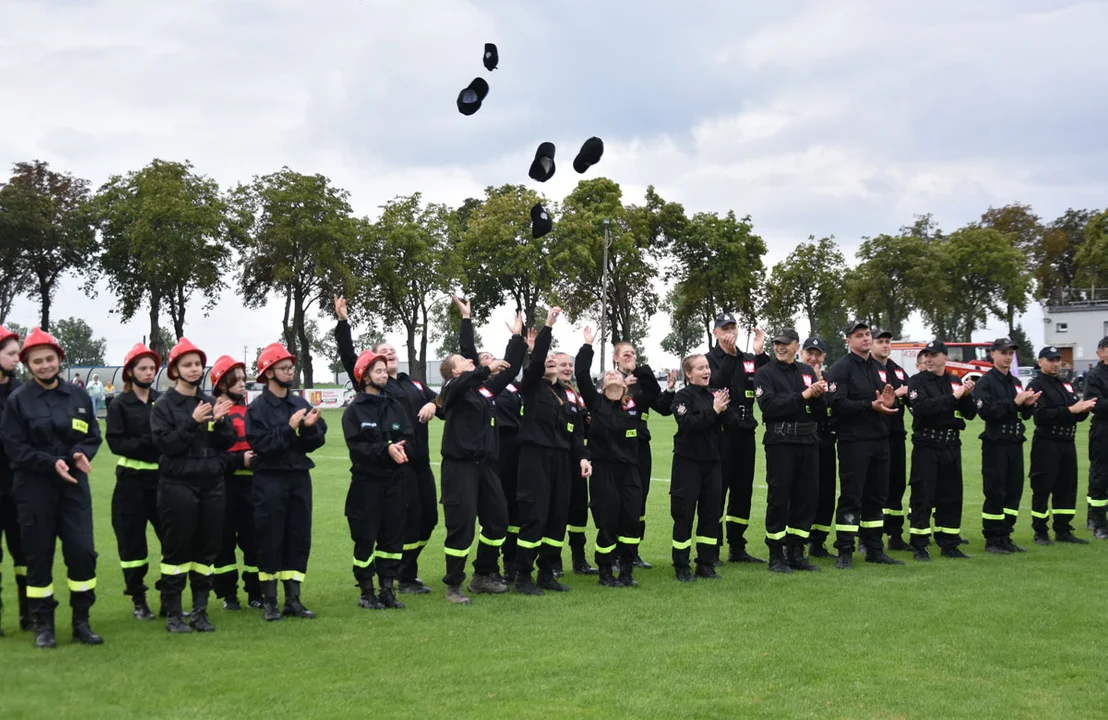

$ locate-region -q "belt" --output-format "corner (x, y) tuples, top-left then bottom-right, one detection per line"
(918, 428), (960, 444)
(118, 457), (159, 471)
(998, 422), (1025, 438)
(733, 405), (751, 420)
(1045, 425), (1077, 440)
(770, 422), (817, 436)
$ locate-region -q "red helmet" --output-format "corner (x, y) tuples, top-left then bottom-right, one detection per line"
(122, 342), (160, 381)
(0, 325), (19, 349)
(166, 337), (206, 380)
(256, 342), (296, 382)
(354, 351), (386, 387)
(20, 327), (65, 363)
(209, 355), (246, 391)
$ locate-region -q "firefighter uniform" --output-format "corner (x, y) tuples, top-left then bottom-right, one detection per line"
(905, 351), (977, 557)
(212, 396), (259, 607)
(556, 380), (591, 575)
(342, 360), (411, 610)
(0, 363), (29, 634)
(625, 367), (674, 567)
(1083, 340), (1108, 537)
(495, 382), (523, 574)
(877, 356), (909, 546)
(809, 392), (837, 557)
(1027, 350), (1090, 542)
(753, 346), (823, 571)
(974, 350), (1034, 550)
(2, 337), (102, 646)
(438, 324), (526, 596)
(670, 383), (727, 578)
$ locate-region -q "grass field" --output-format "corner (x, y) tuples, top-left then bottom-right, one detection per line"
(1, 411), (1105, 719)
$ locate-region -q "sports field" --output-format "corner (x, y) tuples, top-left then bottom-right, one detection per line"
(1, 411), (1104, 719)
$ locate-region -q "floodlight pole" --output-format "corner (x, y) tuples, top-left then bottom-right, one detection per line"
(599, 219), (611, 373)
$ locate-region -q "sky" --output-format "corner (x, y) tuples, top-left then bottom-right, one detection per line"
(3, 0), (1106, 375)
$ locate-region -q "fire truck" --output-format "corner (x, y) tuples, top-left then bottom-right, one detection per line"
(889, 341), (997, 381)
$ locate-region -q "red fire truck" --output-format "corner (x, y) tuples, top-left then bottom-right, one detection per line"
(889, 341), (997, 381)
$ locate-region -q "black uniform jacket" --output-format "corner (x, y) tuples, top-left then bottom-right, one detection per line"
(626, 366), (673, 443)
(106, 389), (162, 465)
(672, 384), (729, 462)
(440, 327), (527, 462)
(974, 367), (1034, 443)
(0, 378), (20, 492)
(826, 351), (889, 443)
(342, 391), (413, 482)
(245, 387), (327, 472)
(1028, 373), (1088, 435)
(753, 359), (824, 446)
(1084, 362), (1108, 428)
(876, 358), (909, 438)
(150, 387), (235, 486)
(2, 378), (101, 484)
(906, 370), (978, 445)
(553, 382), (590, 464)
(458, 318), (523, 432)
(708, 344), (770, 431)
(575, 344), (655, 465)
(515, 326), (573, 454)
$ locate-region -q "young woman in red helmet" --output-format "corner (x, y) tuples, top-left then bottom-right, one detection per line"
(208, 355), (260, 611)
(342, 350), (411, 610)
(245, 342), (327, 622)
(105, 342), (163, 621)
(150, 338), (236, 634)
(1, 328), (103, 649)
(0, 325), (29, 634)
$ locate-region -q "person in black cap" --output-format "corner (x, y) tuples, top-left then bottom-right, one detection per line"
(870, 328), (910, 551)
(825, 320), (902, 568)
(753, 328), (826, 572)
(800, 336), (836, 558)
(974, 337), (1040, 553)
(1084, 336), (1108, 539)
(707, 312), (769, 564)
(904, 340), (977, 560)
(1027, 346), (1097, 545)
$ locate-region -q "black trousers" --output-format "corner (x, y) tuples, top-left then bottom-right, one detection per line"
(1088, 424), (1108, 524)
(590, 462), (642, 566)
(253, 470), (312, 582)
(158, 479), (224, 596)
(14, 476), (97, 616)
(834, 439), (889, 552)
(213, 474), (259, 599)
(810, 439), (837, 544)
(981, 441), (1024, 539)
(0, 490), (27, 610)
(1030, 436), (1078, 534)
(441, 459), (508, 586)
(638, 440), (653, 546)
(514, 445), (570, 576)
(883, 436), (908, 536)
(720, 430), (757, 551)
(568, 464), (589, 557)
(346, 478), (404, 586)
(400, 462), (437, 583)
(498, 430), (521, 569)
(111, 467), (162, 597)
(671, 455), (722, 569)
(908, 443), (963, 550)
(764, 443), (818, 549)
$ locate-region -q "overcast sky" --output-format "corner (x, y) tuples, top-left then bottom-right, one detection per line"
(3, 0), (1106, 373)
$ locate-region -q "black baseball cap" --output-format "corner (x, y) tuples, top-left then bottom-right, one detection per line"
(772, 328), (800, 344)
(990, 337), (1019, 352)
(573, 137), (604, 174)
(802, 337), (827, 352)
(714, 312), (738, 329)
(483, 43), (498, 71)
(1098, 336), (1108, 350)
(530, 203), (552, 238)
(528, 142), (556, 183)
(456, 77), (489, 116)
(843, 320), (869, 336)
(872, 327), (893, 339)
(920, 339), (948, 356)
(1038, 345), (1062, 360)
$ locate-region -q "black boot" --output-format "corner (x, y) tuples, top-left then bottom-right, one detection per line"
(940, 546), (972, 559)
(913, 547), (931, 562)
(33, 608), (56, 649)
(695, 562), (721, 579)
(835, 549), (853, 569)
(572, 547), (598, 575)
(632, 554), (652, 569)
(162, 592), (192, 633)
(1033, 532), (1053, 545)
(189, 590), (215, 632)
(674, 566), (696, 582)
(513, 573), (545, 596)
(1004, 537), (1028, 553)
(260, 580), (282, 622)
(132, 594), (156, 620)
(728, 548), (766, 564)
(864, 547), (906, 565)
(359, 581), (385, 610)
(617, 557), (638, 588)
(222, 595), (242, 611)
(984, 538), (1011, 555)
(1095, 527), (1108, 541)
(537, 568), (571, 592)
(282, 580), (316, 618)
(378, 579), (405, 609)
(786, 545), (820, 572)
(597, 564), (618, 588)
(768, 547), (793, 574)
(886, 535), (909, 551)
(1055, 530), (1089, 544)
(397, 578), (432, 595)
(17, 575), (31, 631)
(71, 606), (104, 645)
(808, 541), (831, 558)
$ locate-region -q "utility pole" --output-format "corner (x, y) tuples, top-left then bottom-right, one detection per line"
(599, 219), (611, 373)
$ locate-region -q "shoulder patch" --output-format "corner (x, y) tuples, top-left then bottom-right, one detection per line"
(910, 390), (918, 400)
(976, 399), (983, 408)
(676, 403), (687, 416)
(755, 386), (764, 397)
(506, 383), (518, 393)
(894, 369), (905, 381)
(828, 382), (837, 393)
(478, 387), (494, 398)
(411, 380), (424, 391)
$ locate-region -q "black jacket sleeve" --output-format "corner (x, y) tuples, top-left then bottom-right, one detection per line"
(106, 398), (144, 458)
(1086, 368), (1108, 419)
(974, 376), (1015, 422)
(151, 402), (205, 458)
(574, 344), (600, 412)
(484, 335), (526, 396)
(459, 318), (479, 364)
(519, 326), (553, 394)
(335, 320), (357, 383)
(1, 397), (59, 474)
(633, 365), (663, 411)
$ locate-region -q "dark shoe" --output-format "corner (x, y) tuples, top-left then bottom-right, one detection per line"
(728, 549), (765, 564)
(358, 589), (385, 610)
(551, 568), (564, 578)
(1004, 538), (1028, 553)
(398, 580), (432, 595)
(467, 574), (508, 595)
(222, 596), (242, 611)
(1055, 531), (1089, 545)
(1034, 533), (1053, 546)
(695, 563), (721, 580)
(940, 547), (972, 559)
(712, 558), (723, 567)
(282, 580), (316, 618)
(835, 550), (853, 570)
(768, 547), (793, 574)
(1095, 527), (1108, 540)
(445, 585), (472, 605)
(573, 560), (599, 576)
(72, 620), (104, 645)
(501, 568), (518, 585)
(808, 542), (832, 559)
(1088, 516), (1098, 531)
(984, 539), (1012, 555)
(632, 555), (652, 569)
(958, 536), (970, 545)
(674, 566), (697, 582)
(247, 594), (263, 609)
(133, 598), (157, 620)
(378, 586), (406, 609)
(786, 545), (820, 572)
(886, 535), (909, 551)
(913, 548), (932, 562)
(166, 614), (192, 633)
(537, 571), (571, 592)
(260, 580), (282, 622)
(189, 609), (215, 632)
(597, 565), (619, 588)
(33, 612), (56, 649)
(513, 575), (545, 596)
(617, 559), (638, 588)
(865, 549), (905, 565)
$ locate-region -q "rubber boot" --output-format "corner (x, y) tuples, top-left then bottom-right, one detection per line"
(597, 564), (618, 588)
(163, 593), (192, 633)
(189, 589), (215, 632)
(282, 579), (316, 618)
(260, 580), (282, 622)
(378, 579), (405, 609)
(16, 575), (31, 631)
(786, 544), (820, 572)
(33, 606), (56, 649)
(617, 557), (638, 587)
(132, 593), (156, 620)
(767, 546), (793, 574)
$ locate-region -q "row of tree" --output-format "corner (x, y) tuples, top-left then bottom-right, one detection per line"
(1, 159), (1106, 383)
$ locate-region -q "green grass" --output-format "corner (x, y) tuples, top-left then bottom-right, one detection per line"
(1, 411), (1104, 719)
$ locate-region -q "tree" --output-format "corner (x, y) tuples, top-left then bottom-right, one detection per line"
(763, 236), (849, 364)
(357, 194), (456, 382)
(231, 167), (358, 388)
(90, 159), (231, 360)
(979, 203), (1041, 334)
(457, 184), (556, 329)
(1038, 208), (1097, 303)
(52, 317), (106, 367)
(1075, 210), (1108, 299)
(0, 235), (25, 324)
(0, 161), (96, 330)
(845, 232), (933, 339)
(660, 285), (702, 362)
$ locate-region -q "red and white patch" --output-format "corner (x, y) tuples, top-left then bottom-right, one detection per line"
(506, 383), (518, 393)
(412, 380), (424, 391)
(894, 369), (905, 381)
(743, 361), (756, 374)
(803, 375), (813, 387)
(478, 387), (494, 398)
(1064, 383), (1074, 394)
(877, 369), (887, 383)
(623, 397), (637, 410)
(676, 403), (687, 416)
(755, 386), (764, 397)
(950, 382), (960, 392)
(564, 389), (578, 404)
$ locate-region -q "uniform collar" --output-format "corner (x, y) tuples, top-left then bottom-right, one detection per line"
(261, 386), (292, 405)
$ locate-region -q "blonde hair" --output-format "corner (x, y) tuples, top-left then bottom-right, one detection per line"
(682, 353), (704, 380)
(440, 356), (457, 382)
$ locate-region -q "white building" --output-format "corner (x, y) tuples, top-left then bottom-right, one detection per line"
(1042, 299), (1108, 373)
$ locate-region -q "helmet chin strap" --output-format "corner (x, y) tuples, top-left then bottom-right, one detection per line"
(133, 378), (153, 390)
(274, 378), (293, 390)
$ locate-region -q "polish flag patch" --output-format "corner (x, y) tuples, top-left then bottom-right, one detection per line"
(878, 370), (887, 383)
(623, 397), (636, 410)
(565, 389), (578, 404)
(951, 382), (960, 392)
(478, 387), (494, 398)
(412, 380), (424, 391)
(743, 361), (756, 373)
(506, 383), (518, 393)
(1064, 383), (1074, 394)
(803, 375), (813, 387)
(894, 369), (905, 381)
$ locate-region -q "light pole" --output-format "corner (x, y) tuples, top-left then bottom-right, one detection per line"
(599, 218), (611, 373)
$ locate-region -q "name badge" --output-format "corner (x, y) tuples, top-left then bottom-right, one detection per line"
(625, 429), (638, 438)
(478, 387), (494, 398)
(72, 418), (89, 434)
(567, 423), (575, 433)
(743, 361), (755, 373)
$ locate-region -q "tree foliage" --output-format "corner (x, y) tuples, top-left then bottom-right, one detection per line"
(845, 232), (932, 340)
(661, 285), (703, 362)
(1038, 208), (1097, 303)
(764, 236), (849, 363)
(52, 316), (106, 367)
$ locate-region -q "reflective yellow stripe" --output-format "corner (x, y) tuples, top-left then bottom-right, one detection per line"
(567, 525), (587, 533)
(786, 527), (810, 539)
(934, 527), (961, 535)
(724, 515), (749, 525)
(882, 508), (906, 517)
(517, 538), (541, 549)
(909, 528), (932, 535)
(1003, 508), (1019, 517)
(212, 564), (238, 575)
(478, 534), (505, 547)
(402, 541), (423, 551)
(859, 520), (884, 529)
(766, 530), (787, 541)
(490, 417), (496, 427)
(507, 525), (521, 534)
(1031, 510), (1051, 519)
(208, 421), (215, 432)
(595, 543), (617, 554)
(1052, 508), (1076, 516)
(242, 565), (259, 573)
(375, 552), (401, 561)
(638, 515), (646, 522)
(444, 546), (470, 558)
(258, 572), (278, 581)
(191, 564), (214, 576)
(353, 554), (374, 568)
(118, 457), (159, 471)
(72, 418), (89, 433)
(278, 571), (306, 581)
(119, 557), (148, 569)
(617, 536), (641, 545)
(672, 538), (693, 550)
(541, 537), (564, 548)
(625, 429), (638, 438)
(836, 524), (859, 532)
(982, 512), (1006, 521)
(295, 426), (300, 436)
(234, 469), (253, 477)
(67, 577), (97, 592)
(14, 565), (27, 576)
(161, 562), (192, 576)
(810, 524), (831, 532)
(1087, 498), (1108, 508)
(26, 584), (54, 598)
(695, 535), (716, 545)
